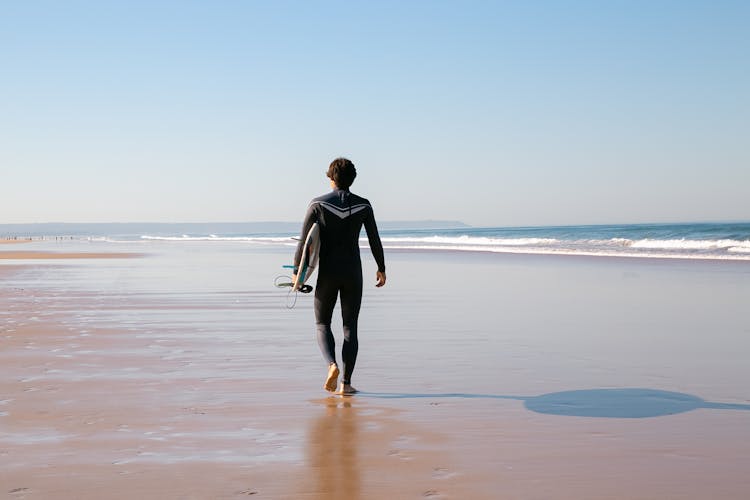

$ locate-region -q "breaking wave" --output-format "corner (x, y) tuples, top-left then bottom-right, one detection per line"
(80, 222), (750, 261)
(379, 235), (750, 261)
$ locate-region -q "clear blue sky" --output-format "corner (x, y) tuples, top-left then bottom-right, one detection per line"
(2, 0), (748, 226)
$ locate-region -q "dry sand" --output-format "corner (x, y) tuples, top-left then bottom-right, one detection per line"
(2, 247), (750, 499)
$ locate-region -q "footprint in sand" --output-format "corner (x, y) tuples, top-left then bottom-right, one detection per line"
(387, 449), (413, 460)
(432, 467), (457, 479)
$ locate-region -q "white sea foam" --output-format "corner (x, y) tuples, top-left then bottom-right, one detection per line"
(87, 236), (132, 243)
(82, 230), (750, 261)
(381, 243), (750, 260)
(140, 235), (294, 244)
(376, 235), (750, 261)
(629, 238), (749, 251)
(380, 236), (558, 246)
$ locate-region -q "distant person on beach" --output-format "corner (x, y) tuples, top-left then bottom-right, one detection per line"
(293, 158), (386, 395)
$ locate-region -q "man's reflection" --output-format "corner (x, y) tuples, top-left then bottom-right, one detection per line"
(307, 398), (361, 500)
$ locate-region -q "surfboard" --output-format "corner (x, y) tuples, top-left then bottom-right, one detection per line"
(292, 222), (321, 292)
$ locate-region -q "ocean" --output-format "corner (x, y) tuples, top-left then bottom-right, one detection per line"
(3, 221), (749, 261)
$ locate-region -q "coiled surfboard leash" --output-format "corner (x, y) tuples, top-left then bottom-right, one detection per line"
(274, 274), (313, 309)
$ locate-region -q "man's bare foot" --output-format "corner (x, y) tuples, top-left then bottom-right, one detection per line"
(335, 383), (358, 395)
(324, 363), (339, 392)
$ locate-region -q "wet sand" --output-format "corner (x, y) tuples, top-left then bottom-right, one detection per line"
(1, 242), (749, 499)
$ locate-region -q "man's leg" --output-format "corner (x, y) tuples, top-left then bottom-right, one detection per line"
(339, 272), (363, 386)
(315, 274), (339, 391)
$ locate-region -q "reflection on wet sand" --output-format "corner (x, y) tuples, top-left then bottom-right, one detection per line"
(307, 398), (361, 500)
(298, 397), (461, 499)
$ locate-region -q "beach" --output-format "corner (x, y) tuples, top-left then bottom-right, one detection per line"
(2, 239), (750, 499)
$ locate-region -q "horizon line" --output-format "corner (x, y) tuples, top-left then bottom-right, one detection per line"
(2, 219), (749, 229)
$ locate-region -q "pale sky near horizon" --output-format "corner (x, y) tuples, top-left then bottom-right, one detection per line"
(2, 1), (748, 227)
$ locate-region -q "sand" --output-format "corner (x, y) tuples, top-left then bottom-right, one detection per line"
(0, 252), (140, 260)
(1, 237), (141, 260)
(1, 242), (749, 499)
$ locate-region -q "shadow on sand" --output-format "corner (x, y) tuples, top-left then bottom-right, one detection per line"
(360, 388), (750, 418)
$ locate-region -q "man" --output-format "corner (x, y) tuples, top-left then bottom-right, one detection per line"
(293, 158), (386, 395)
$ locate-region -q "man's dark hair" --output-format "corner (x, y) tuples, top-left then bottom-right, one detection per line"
(327, 157), (357, 189)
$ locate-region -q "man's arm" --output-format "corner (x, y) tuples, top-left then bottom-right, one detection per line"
(364, 206), (386, 287)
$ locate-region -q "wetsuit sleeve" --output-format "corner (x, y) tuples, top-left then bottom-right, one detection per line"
(364, 207), (386, 273)
(293, 202), (317, 273)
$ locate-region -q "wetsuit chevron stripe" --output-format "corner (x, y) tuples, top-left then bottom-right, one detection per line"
(294, 188), (385, 386)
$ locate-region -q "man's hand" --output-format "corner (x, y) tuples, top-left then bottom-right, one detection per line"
(375, 271), (386, 287)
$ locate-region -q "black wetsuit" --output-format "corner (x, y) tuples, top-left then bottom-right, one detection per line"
(294, 188), (386, 385)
